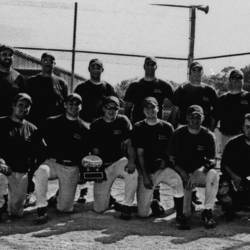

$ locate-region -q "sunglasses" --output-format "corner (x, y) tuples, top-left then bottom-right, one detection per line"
(231, 76), (243, 80)
(104, 106), (119, 111)
(191, 68), (202, 72)
(1, 52), (13, 57)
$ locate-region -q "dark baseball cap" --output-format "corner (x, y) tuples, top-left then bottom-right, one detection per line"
(41, 52), (55, 61)
(0, 45), (15, 54)
(143, 97), (158, 107)
(144, 56), (157, 65)
(103, 96), (120, 106)
(190, 62), (203, 72)
(187, 105), (204, 116)
(89, 58), (103, 68)
(229, 69), (244, 79)
(14, 93), (32, 104)
(66, 93), (82, 103)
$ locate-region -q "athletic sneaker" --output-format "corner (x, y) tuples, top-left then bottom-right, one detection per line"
(0, 206), (4, 222)
(120, 205), (131, 220)
(24, 193), (36, 208)
(175, 214), (190, 230)
(109, 195), (117, 208)
(192, 191), (202, 205)
(36, 207), (48, 224)
(201, 209), (216, 229)
(150, 199), (165, 216)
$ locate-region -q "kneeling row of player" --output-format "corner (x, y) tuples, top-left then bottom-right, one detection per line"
(0, 94), (248, 230)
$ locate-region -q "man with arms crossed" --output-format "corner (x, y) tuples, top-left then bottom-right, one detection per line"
(0, 93), (36, 220)
(33, 93), (90, 224)
(132, 97), (189, 230)
(168, 105), (219, 229)
(91, 96), (137, 220)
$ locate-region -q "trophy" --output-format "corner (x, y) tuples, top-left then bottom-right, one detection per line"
(81, 154), (104, 181)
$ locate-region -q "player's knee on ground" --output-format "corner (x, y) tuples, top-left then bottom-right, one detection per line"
(0, 174), (8, 208)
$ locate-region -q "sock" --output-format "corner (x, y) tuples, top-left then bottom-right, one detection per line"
(174, 196), (184, 217)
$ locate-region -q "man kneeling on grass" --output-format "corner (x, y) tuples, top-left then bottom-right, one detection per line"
(91, 96), (138, 220)
(132, 97), (189, 230)
(168, 105), (219, 229)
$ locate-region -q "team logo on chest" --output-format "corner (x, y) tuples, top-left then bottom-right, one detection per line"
(12, 83), (19, 89)
(203, 96), (209, 102)
(25, 137), (32, 143)
(154, 89), (162, 94)
(241, 100), (248, 105)
(114, 130), (121, 135)
(74, 133), (82, 140)
(197, 145), (204, 151)
(159, 135), (167, 140)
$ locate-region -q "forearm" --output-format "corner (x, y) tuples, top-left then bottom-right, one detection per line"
(126, 139), (135, 163)
(137, 152), (147, 177)
(210, 118), (218, 132)
(170, 105), (179, 129)
(223, 165), (240, 180)
(124, 102), (133, 120)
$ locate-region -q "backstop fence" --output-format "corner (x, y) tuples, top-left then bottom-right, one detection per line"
(1, 0), (250, 120)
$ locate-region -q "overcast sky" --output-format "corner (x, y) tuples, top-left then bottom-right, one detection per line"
(1, 0), (250, 84)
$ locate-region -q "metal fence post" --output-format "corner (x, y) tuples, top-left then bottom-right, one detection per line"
(70, 2), (78, 93)
(188, 6), (196, 81)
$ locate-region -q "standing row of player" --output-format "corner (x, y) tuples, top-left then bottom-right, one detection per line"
(0, 44), (250, 229)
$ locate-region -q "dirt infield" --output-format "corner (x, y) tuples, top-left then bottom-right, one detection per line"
(1, 179), (250, 250)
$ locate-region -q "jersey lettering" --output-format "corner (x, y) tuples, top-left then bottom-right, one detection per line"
(241, 100), (248, 105)
(154, 89), (162, 93)
(159, 135), (167, 140)
(74, 133), (82, 140)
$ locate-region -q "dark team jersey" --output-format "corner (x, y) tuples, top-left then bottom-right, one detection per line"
(0, 69), (27, 117)
(123, 78), (174, 124)
(0, 117), (37, 173)
(172, 82), (218, 127)
(168, 125), (216, 173)
(90, 115), (132, 164)
(212, 91), (250, 135)
(132, 119), (173, 174)
(27, 74), (68, 127)
(36, 115), (90, 164)
(74, 80), (117, 123)
(221, 134), (250, 177)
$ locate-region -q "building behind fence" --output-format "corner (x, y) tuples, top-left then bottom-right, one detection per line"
(1, 0), (250, 120)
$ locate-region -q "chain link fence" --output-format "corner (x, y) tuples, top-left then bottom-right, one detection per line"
(2, 0), (250, 121)
(0, 0), (192, 120)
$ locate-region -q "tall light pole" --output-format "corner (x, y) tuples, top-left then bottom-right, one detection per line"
(151, 4), (209, 81)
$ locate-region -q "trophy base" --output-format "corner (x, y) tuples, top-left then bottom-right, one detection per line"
(83, 172), (104, 181)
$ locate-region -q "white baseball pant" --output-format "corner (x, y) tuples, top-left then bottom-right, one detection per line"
(137, 167), (184, 218)
(0, 172), (28, 217)
(33, 159), (79, 212)
(93, 157), (138, 213)
(183, 167), (220, 216)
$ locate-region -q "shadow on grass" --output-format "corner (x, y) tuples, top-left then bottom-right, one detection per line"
(1, 201), (250, 248)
